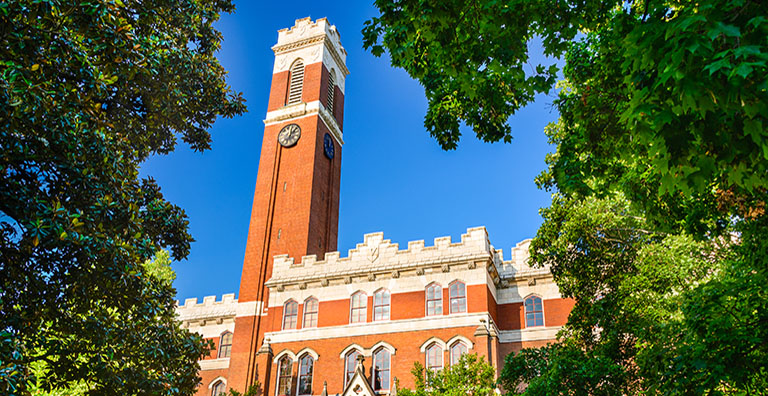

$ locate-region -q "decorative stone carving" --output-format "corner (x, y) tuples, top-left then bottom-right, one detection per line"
(416, 268), (425, 276)
(441, 264), (450, 273)
(321, 278), (329, 287)
(367, 273), (376, 282)
(391, 270), (400, 279)
(528, 278), (537, 286)
(299, 282), (307, 290)
(344, 276), (352, 284)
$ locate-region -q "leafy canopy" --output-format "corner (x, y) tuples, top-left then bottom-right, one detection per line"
(365, 0), (768, 394)
(0, 0), (245, 395)
(398, 353), (496, 396)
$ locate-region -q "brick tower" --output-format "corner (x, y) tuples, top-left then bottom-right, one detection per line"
(228, 17), (348, 393)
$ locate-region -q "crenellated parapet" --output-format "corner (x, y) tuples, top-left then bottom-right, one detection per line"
(265, 227), (497, 291)
(176, 293), (238, 335)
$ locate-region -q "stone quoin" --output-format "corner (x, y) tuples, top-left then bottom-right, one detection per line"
(175, 17), (574, 396)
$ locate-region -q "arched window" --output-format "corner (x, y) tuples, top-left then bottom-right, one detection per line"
(303, 297), (318, 328)
(426, 283), (442, 316)
(277, 356), (293, 396)
(287, 59), (305, 105)
(373, 289), (390, 321)
(449, 341), (468, 366)
(344, 350), (361, 386)
(426, 343), (443, 372)
(282, 300), (298, 330)
(211, 380), (226, 396)
(524, 295), (544, 327)
(350, 292), (367, 323)
(449, 281), (467, 313)
(326, 69), (336, 111)
(372, 348), (391, 391)
(298, 355), (314, 395)
(218, 331), (233, 358)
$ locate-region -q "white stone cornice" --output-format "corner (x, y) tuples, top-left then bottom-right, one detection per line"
(497, 326), (561, 343)
(199, 358), (230, 371)
(264, 101), (344, 146)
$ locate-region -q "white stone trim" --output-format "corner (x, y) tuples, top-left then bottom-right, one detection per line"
(419, 337), (446, 352)
(263, 101), (344, 146)
(201, 359), (230, 371)
(370, 341), (397, 356)
(297, 347), (320, 361)
(446, 335), (474, 349)
(268, 312), (489, 345)
(339, 343), (366, 358)
(236, 300), (264, 317)
(274, 349), (297, 364)
(497, 326), (561, 343)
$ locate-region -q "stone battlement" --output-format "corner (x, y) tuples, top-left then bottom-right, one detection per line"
(266, 227), (495, 287)
(176, 293), (237, 322)
(274, 17), (347, 61)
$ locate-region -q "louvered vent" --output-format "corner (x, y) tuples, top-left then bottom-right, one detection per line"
(287, 60), (304, 105)
(327, 70), (336, 111)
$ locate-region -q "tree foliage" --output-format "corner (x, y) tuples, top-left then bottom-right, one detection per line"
(398, 354), (496, 396)
(0, 0), (245, 394)
(365, 0), (768, 394)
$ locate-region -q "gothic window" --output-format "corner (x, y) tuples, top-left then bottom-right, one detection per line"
(326, 69), (336, 111)
(344, 350), (361, 386)
(218, 331), (233, 358)
(211, 380), (226, 396)
(426, 343), (443, 372)
(372, 348), (391, 391)
(282, 300), (298, 330)
(303, 297), (318, 328)
(449, 341), (468, 366)
(426, 283), (442, 316)
(373, 289), (390, 321)
(287, 59), (305, 105)
(350, 292), (367, 323)
(449, 281), (467, 314)
(277, 356), (293, 396)
(298, 354), (314, 395)
(524, 295), (544, 327)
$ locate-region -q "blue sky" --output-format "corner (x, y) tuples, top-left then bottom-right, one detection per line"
(140, 2), (560, 302)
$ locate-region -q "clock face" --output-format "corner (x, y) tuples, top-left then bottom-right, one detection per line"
(323, 133), (335, 159)
(277, 124), (301, 147)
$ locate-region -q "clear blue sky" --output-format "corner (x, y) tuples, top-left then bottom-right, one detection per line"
(140, 1), (560, 302)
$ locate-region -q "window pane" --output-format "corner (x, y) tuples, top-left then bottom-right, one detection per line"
(278, 357), (292, 396)
(298, 356), (313, 395)
(373, 349), (391, 390)
(450, 342), (467, 366)
(345, 351), (360, 386)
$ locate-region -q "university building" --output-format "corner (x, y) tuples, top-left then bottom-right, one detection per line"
(175, 17), (574, 396)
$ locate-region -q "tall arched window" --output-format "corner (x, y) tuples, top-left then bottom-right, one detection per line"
(372, 348), (391, 391)
(287, 59), (305, 105)
(449, 341), (468, 366)
(298, 355), (314, 395)
(218, 331), (233, 358)
(426, 283), (442, 316)
(303, 297), (318, 328)
(277, 356), (293, 396)
(449, 281), (466, 313)
(426, 343), (443, 372)
(344, 350), (361, 386)
(373, 289), (390, 321)
(524, 295), (544, 327)
(350, 292), (367, 323)
(326, 69), (336, 111)
(211, 380), (226, 396)
(282, 300), (298, 330)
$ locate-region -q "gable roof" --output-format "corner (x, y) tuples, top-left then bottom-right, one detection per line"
(341, 358), (376, 396)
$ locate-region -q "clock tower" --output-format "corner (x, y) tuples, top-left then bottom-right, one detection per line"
(228, 17), (348, 392)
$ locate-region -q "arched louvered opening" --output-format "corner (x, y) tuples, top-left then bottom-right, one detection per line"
(287, 59), (305, 105)
(326, 69), (336, 111)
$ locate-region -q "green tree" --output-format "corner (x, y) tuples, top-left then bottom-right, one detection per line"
(0, 1), (246, 395)
(399, 354), (496, 396)
(364, 1), (768, 394)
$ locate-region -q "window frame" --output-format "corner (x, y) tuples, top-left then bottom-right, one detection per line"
(372, 347), (391, 392)
(277, 356), (293, 396)
(297, 354), (314, 396)
(425, 343), (443, 372)
(373, 288), (390, 321)
(449, 341), (468, 366)
(282, 299), (299, 330)
(350, 292), (367, 323)
(218, 331), (233, 358)
(449, 281), (467, 314)
(524, 295), (545, 328)
(303, 297), (318, 328)
(344, 349), (361, 387)
(211, 380), (226, 396)
(425, 283), (443, 316)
